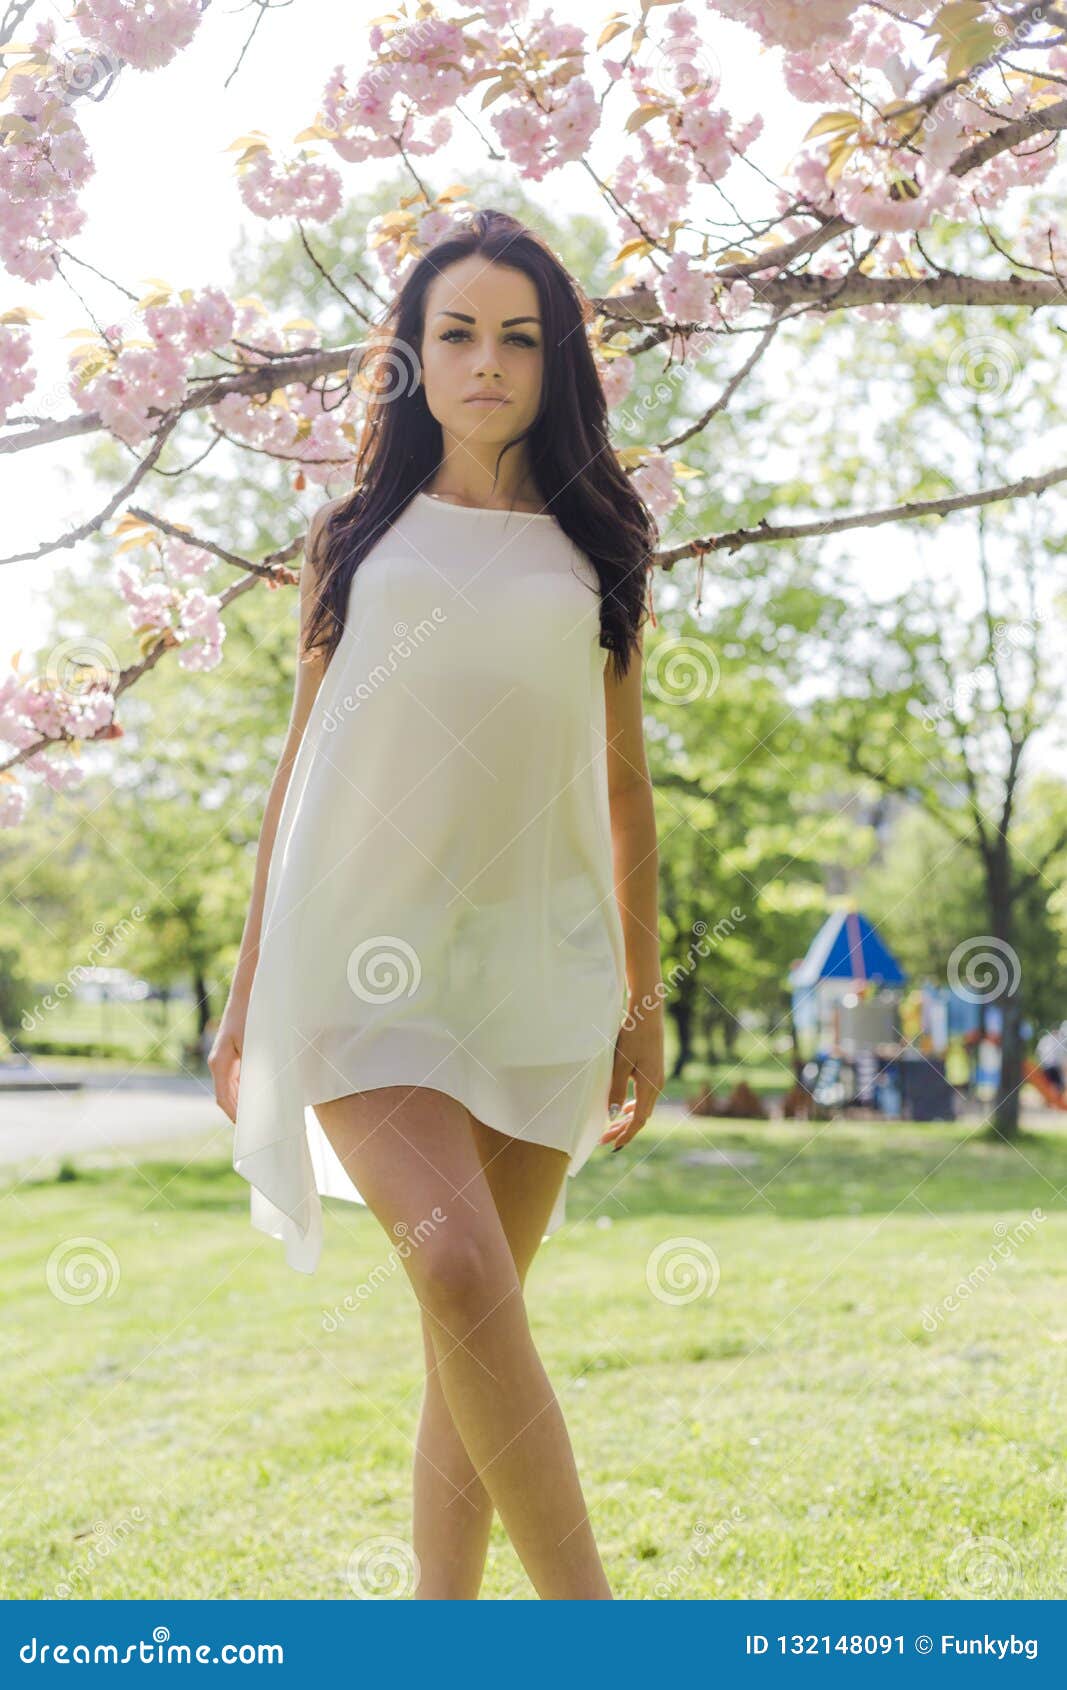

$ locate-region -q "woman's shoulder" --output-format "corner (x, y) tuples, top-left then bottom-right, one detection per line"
(307, 494), (346, 547)
(304, 494), (352, 575)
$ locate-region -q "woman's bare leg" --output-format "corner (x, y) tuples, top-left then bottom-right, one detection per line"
(313, 1085), (612, 1600)
(411, 1117), (573, 1598)
(412, 1308), (493, 1597)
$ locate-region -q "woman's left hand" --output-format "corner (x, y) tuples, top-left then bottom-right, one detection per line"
(600, 997), (665, 1152)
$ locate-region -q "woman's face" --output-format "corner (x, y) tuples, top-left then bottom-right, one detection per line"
(419, 255), (544, 453)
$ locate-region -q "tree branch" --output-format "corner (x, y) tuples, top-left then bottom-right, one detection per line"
(660, 309), (787, 450)
(0, 526), (304, 774)
(655, 457), (1067, 569)
(950, 93), (1067, 176)
(838, 741), (978, 847)
(1012, 815), (1067, 894)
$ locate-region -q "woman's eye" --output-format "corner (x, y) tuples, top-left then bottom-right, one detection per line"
(439, 330), (538, 348)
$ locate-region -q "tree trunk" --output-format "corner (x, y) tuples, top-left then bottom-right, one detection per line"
(991, 988), (1023, 1141)
(988, 854), (1021, 1142)
(193, 968), (212, 1040)
(671, 996), (694, 1079)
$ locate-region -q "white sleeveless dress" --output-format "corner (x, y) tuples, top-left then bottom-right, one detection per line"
(232, 490), (629, 1273)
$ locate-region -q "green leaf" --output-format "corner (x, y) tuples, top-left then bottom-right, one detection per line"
(803, 110), (861, 143)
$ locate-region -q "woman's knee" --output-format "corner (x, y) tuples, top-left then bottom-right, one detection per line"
(412, 1231), (521, 1329)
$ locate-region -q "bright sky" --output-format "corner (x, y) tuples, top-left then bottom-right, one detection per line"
(3, 0), (1063, 787)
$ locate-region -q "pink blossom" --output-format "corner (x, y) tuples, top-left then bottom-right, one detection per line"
(597, 353), (635, 412)
(709, 1), (865, 53)
(10, 672), (104, 741)
(655, 252), (715, 323)
(417, 207), (471, 248)
(0, 193), (87, 285)
(631, 450), (679, 522)
(0, 674), (42, 749)
(0, 323), (35, 420)
(674, 100), (737, 182)
(73, 0), (204, 73)
(319, 20), (467, 165)
(718, 279), (754, 324)
(145, 287), (236, 355)
(71, 336), (187, 447)
(31, 754), (87, 793)
(20, 681), (113, 740)
(0, 666), (115, 825)
(238, 148), (343, 222)
(117, 562), (180, 630)
(835, 164), (958, 233)
(163, 537), (214, 580)
(176, 589), (225, 670)
(489, 68), (601, 183)
(1016, 217), (1067, 272)
(210, 389), (305, 456)
(781, 51), (844, 104)
(733, 114), (764, 155)
(479, 0), (529, 25)
(0, 782), (27, 828)
(612, 129), (695, 243)
(0, 52), (93, 282)
(792, 150), (837, 215)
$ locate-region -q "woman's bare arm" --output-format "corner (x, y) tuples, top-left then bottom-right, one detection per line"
(600, 624), (665, 1152)
(208, 501), (335, 1120)
(604, 624), (661, 1002)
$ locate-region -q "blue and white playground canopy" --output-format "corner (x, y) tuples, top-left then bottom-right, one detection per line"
(791, 907), (907, 989)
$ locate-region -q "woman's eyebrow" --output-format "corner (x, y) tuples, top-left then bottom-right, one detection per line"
(433, 310), (542, 327)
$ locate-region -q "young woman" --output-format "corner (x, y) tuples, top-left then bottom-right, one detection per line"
(210, 208), (665, 1600)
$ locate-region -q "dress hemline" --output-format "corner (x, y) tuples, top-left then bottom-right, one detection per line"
(233, 1043), (614, 1275)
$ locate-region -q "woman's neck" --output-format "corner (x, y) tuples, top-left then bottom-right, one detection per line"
(427, 458), (542, 513)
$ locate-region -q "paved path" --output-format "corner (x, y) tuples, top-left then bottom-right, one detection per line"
(0, 1066), (224, 1175)
(0, 1063), (1059, 1180)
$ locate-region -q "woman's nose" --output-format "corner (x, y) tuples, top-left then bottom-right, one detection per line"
(472, 344), (503, 376)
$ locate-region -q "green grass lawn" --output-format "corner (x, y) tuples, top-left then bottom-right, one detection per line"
(3, 1108), (1066, 1600)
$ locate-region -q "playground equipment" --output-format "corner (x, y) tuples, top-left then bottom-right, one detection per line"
(789, 905), (958, 1120)
(1022, 1059), (1067, 1110)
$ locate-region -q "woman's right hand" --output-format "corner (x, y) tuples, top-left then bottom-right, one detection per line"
(208, 1001), (247, 1124)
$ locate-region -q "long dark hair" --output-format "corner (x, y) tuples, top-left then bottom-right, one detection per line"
(302, 207), (655, 681)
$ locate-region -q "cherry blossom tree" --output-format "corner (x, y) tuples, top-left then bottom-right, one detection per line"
(2, 0), (1066, 826)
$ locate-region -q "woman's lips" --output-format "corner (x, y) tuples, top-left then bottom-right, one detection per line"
(464, 396), (510, 405)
